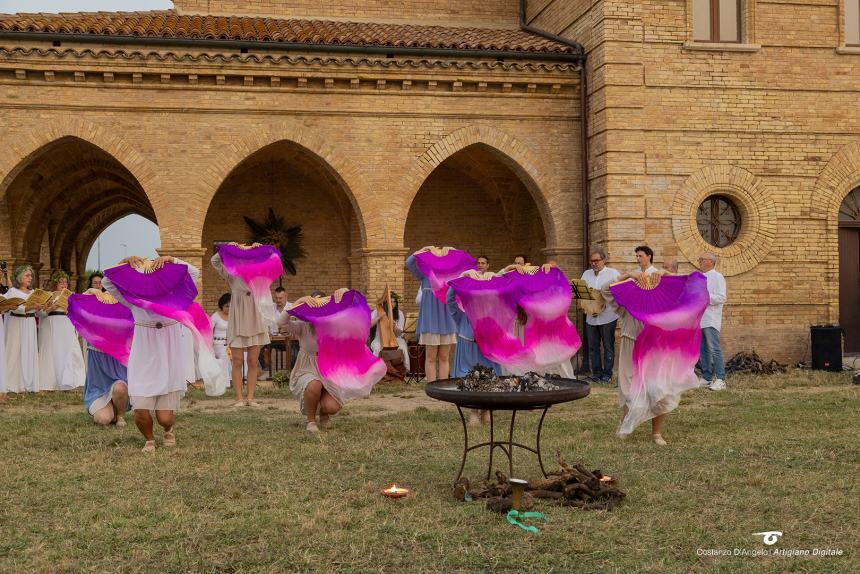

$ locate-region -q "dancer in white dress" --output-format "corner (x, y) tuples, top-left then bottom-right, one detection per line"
(37, 272), (85, 391)
(5, 265), (42, 393)
(210, 293), (232, 385)
(103, 255), (198, 453)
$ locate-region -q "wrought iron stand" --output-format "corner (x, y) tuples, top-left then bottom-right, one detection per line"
(453, 405), (551, 483)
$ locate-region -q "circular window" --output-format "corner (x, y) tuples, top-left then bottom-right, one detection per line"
(696, 195), (741, 247)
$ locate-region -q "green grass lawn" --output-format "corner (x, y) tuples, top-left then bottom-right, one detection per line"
(1, 371), (857, 573)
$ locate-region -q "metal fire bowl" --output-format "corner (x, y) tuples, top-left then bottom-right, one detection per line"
(425, 377), (590, 410)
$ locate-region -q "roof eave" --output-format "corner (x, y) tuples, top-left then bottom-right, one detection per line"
(0, 30), (585, 62)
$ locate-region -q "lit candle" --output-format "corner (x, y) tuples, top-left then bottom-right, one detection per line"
(381, 484), (410, 499)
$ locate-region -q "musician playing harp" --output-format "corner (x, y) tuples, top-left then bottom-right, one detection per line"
(579, 249), (620, 382)
(369, 289), (410, 378)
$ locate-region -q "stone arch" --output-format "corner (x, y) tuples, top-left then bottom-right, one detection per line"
(199, 123), (374, 248)
(811, 140), (860, 222)
(811, 141), (860, 323)
(401, 125), (560, 247)
(0, 117), (157, 205)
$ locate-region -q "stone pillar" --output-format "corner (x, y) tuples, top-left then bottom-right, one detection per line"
(361, 247), (410, 303)
(541, 246), (584, 279)
(159, 245), (208, 297)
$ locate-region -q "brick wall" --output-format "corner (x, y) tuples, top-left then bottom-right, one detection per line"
(0, 41), (582, 318)
(526, 0), (860, 362)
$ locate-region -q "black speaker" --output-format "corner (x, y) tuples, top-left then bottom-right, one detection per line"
(811, 325), (843, 372)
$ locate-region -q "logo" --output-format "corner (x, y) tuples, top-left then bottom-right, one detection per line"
(753, 531), (783, 546)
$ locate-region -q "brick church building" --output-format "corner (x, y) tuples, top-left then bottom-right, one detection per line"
(0, 0), (858, 362)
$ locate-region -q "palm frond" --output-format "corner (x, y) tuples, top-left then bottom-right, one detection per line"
(244, 208), (306, 276)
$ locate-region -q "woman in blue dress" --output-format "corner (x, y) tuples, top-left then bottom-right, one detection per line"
(405, 248), (459, 382)
(81, 288), (130, 426)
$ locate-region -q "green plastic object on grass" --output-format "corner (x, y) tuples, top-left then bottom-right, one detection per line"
(506, 510), (549, 534)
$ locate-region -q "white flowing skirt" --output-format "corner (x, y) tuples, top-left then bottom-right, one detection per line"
(127, 322), (194, 398)
(5, 315), (38, 393)
(38, 315), (85, 391)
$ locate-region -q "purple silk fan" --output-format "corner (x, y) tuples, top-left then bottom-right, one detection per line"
(449, 268), (581, 374)
(104, 261), (226, 395)
(288, 290), (386, 404)
(609, 273), (710, 435)
(67, 293), (134, 365)
(414, 249), (477, 303)
(216, 243), (283, 326)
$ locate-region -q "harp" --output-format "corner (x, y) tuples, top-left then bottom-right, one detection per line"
(377, 284), (398, 350)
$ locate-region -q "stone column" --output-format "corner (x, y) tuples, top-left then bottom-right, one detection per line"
(541, 246), (584, 279)
(361, 247), (411, 303)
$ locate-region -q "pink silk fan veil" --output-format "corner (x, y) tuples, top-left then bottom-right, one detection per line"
(103, 261), (227, 396)
(609, 272), (710, 435)
(67, 293), (134, 366)
(449, 267), (581, 374)
(414, 248), (477, 302)
(216, 243), (284, 326)
(288, 290), (386, 404)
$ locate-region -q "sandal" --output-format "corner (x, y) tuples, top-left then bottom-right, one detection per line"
(306, 421), (319, 433)
(115, 418), (127, 428)
(232, 401), (246, 408)
(653, 434), (667, 446)
(246, 400), (261, 408)
(319, 415), (332, 430)
(163, 427), (176, 447)
(142, 440), (156, 454)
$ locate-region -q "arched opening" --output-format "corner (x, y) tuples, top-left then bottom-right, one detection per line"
(839, 188), (860, 353)
(403, 143), (548, 308)
(1, 136), (155, 290)
(201, 140), (362, 310)
(84, 214), (161, 273)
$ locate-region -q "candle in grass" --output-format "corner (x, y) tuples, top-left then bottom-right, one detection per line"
(381, 484), (410, 498)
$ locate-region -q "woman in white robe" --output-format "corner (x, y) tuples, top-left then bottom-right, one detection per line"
(37, 272), (85, 391)
(102, 255), (198, 453)
(210, 293), (232, 385)
(5, 265), (41, 393)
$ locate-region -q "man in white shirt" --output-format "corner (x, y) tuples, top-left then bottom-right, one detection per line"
(697, 252), (727, 391)
(259, 287), (290, 379)
(633, 245), (658, 276)
(580, 249), (621, 382)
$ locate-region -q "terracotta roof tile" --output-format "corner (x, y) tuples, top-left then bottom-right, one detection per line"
(0, 10), (580, 55)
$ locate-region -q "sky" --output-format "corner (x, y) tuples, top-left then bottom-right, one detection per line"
(0, 1), (173, 12)
(85, 215), (161, 271)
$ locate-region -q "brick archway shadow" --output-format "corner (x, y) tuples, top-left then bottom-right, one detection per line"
(200, 124), (374, 248)
(400, 125), (560, 247)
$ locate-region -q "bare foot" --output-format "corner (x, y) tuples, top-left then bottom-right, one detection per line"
(163, 427), (176, 447)
(111, 384), (128, 424)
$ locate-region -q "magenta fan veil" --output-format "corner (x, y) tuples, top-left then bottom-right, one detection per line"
(414, 249), (477, 303)
(103, 262), (227, 395)
(449, 268), (581, 374)
(67, 293), (134, 366)
(609, 273), (710, 434)
(288, 290), (386, 404)
(216, 243), (284, 326)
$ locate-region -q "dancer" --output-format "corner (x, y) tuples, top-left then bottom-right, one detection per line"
(446, 273), (501, 425)
(406, 246), (475, 381)
(103, 255), (220, 453)
(5, 265), (41, 393)
(69, 289), (133, 426)
(211, 243), (283, 407)
(281, 289), (385, 432)
(37, 271), (85, 391)
(605, 270), (709, 445)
